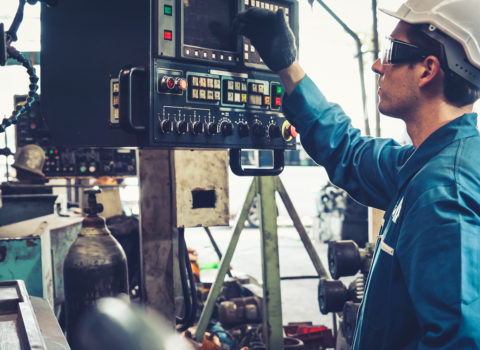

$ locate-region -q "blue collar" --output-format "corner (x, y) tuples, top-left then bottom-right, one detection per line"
(397, 113), (479, 191)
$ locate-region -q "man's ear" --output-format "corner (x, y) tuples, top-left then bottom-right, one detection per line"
(418, 55), (442, 88)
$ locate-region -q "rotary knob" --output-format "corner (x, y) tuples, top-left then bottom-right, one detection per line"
(160, 119), (172, 134)
(220, 121), (234, 137)
(237, 123), (250, 138)
(175, 120), (188, 134)
(268, 124), (281, 139)
(191, 121), (203, 135)
(252, 123), (266, 138)
(206, 122), (218, 136)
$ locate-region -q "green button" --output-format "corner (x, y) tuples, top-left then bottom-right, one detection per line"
(49, 150), (54, 154)
(80, 166), (87, 173)
(164, 5), (172, 15)
(276, 86), (283, 94)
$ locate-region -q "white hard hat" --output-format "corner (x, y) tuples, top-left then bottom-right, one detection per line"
(380, 0), (480, 87)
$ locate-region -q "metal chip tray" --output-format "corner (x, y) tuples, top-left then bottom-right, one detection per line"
(0, 280), (46, 349)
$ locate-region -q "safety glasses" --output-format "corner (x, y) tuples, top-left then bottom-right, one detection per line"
(382, 37), (431, 65)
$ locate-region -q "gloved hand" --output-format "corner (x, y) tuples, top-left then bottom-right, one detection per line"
(235, 7), (297, 72)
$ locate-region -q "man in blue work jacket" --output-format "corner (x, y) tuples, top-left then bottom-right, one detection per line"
(237, 0), (480, 348)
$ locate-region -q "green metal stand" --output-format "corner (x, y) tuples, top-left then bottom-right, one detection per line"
(195, 176), (329, 349)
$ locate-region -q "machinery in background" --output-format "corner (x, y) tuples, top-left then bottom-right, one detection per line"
(14, 95), (137, 178)
(64, 189), (129, 349)
(318, 240), (375, 349)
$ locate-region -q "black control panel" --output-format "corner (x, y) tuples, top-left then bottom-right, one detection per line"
(14, 96), (137, 178)
(41, 0), (298, 152)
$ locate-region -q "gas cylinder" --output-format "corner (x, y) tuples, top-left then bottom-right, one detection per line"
(64, 189), (129, 349)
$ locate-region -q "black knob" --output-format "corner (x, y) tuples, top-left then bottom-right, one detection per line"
(176, 120), (188, 134)
(237, 123), (250, 138)
(268, 124), (281, 139)
(160, 75), (176, 90)
(160, 119), (172, 134)
(206, 122), (218, 135)
(252, 123), (266, 138)
(191, 121), (203, 135)
(220, 121), (233, 137)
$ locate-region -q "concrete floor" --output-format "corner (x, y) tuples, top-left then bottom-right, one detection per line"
(185, 225), (336, 329)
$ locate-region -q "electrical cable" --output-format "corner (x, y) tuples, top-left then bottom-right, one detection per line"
(184, 231), (197, 328)
(176, 228), (192, 329)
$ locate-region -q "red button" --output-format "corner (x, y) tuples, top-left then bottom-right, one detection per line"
(275, 97), (281, 106)
(164, 30), (172, 40)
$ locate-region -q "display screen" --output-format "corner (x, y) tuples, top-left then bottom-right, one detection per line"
(183, 0), (236, 51)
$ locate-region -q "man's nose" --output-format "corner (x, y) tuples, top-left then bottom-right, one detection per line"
(371, 58), (384, 75)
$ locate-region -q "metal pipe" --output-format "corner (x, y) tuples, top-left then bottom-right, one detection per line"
(314, 0), (371, 135)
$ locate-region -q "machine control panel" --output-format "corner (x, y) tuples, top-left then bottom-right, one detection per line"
(15, 96), (137, 178)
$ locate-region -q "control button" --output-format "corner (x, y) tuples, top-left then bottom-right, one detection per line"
(250, 83), (257, 92)
(160, 75), (176, 90)
(241, 93), (247, 103)
(206, 122), (218, 135)
(252, 123), (266, 138)
(282, 120), (297, 141)
(191, 121), (203, 135)
(214, 91), (221, 101)
(220, 54), (224, 60)
(164, 4), (172, 15)
(195, 50), (199, 57)
(191, 88), (199, 99)
(199, 77), (207, 87)
(186, 48), (190, 55)
(250, 45), (255, 53)
(199, 89), (206, 100)
(268, 124), (281, 139)
(227, 92), (234, 102)
(275, 96), (281, 106)
(164, 30), (172, 41)
(235, 82), (241, 91)
(175, 78), (188, 91)
(258, 84), (265, 94)
(207, 78), (214, 88)
(212, 53), (216, 59)
(207, 90), (214, 100)
(175, 120), (188, 134)
(203, 52), (208, 58)
(112, 82), (119, 93)
(191, 76), (199, 87)
(89, 164), (96, 173)
(234, 93), (241, 103)
(228, 56), (233, 61)
(160, 119), (172, 134)
(220, 121), (234, 136)
(276, 86), (283, 95)
(244, 44), (249, 51)
(227, 80), (234, 90)
(238, 123), (250, 138)
(241, 82), (247, 91)
(214, 79), (221, 89)
(264, 96), (271, 105)
(79, 164), (87, 173)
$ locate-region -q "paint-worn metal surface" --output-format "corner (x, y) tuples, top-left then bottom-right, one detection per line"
(173, 150), (229, 228)
(0, 220), (53, 305)
(0, 214), (83, 309)
(0, 280), (47, 349)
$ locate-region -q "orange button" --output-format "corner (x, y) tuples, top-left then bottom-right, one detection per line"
(289, 125), (298, 138)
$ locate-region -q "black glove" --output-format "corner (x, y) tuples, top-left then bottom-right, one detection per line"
(235, 7), (297, 72)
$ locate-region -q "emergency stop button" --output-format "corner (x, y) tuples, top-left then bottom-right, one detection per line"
(282, 120), (297, 141)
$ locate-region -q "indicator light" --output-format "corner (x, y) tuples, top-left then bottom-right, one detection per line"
(276, 86), (283, 95)
(176, 78), (188, 90)
(167, 77), (175, 89)
(275, 97), (281, 106)
(164, 30), (172, 41)
(164, 5), (172, 15)
(54, 149), (59, 154)
(49, 150), (54, 154)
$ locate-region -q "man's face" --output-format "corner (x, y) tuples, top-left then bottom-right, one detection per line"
(372, 21), (420, 120)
